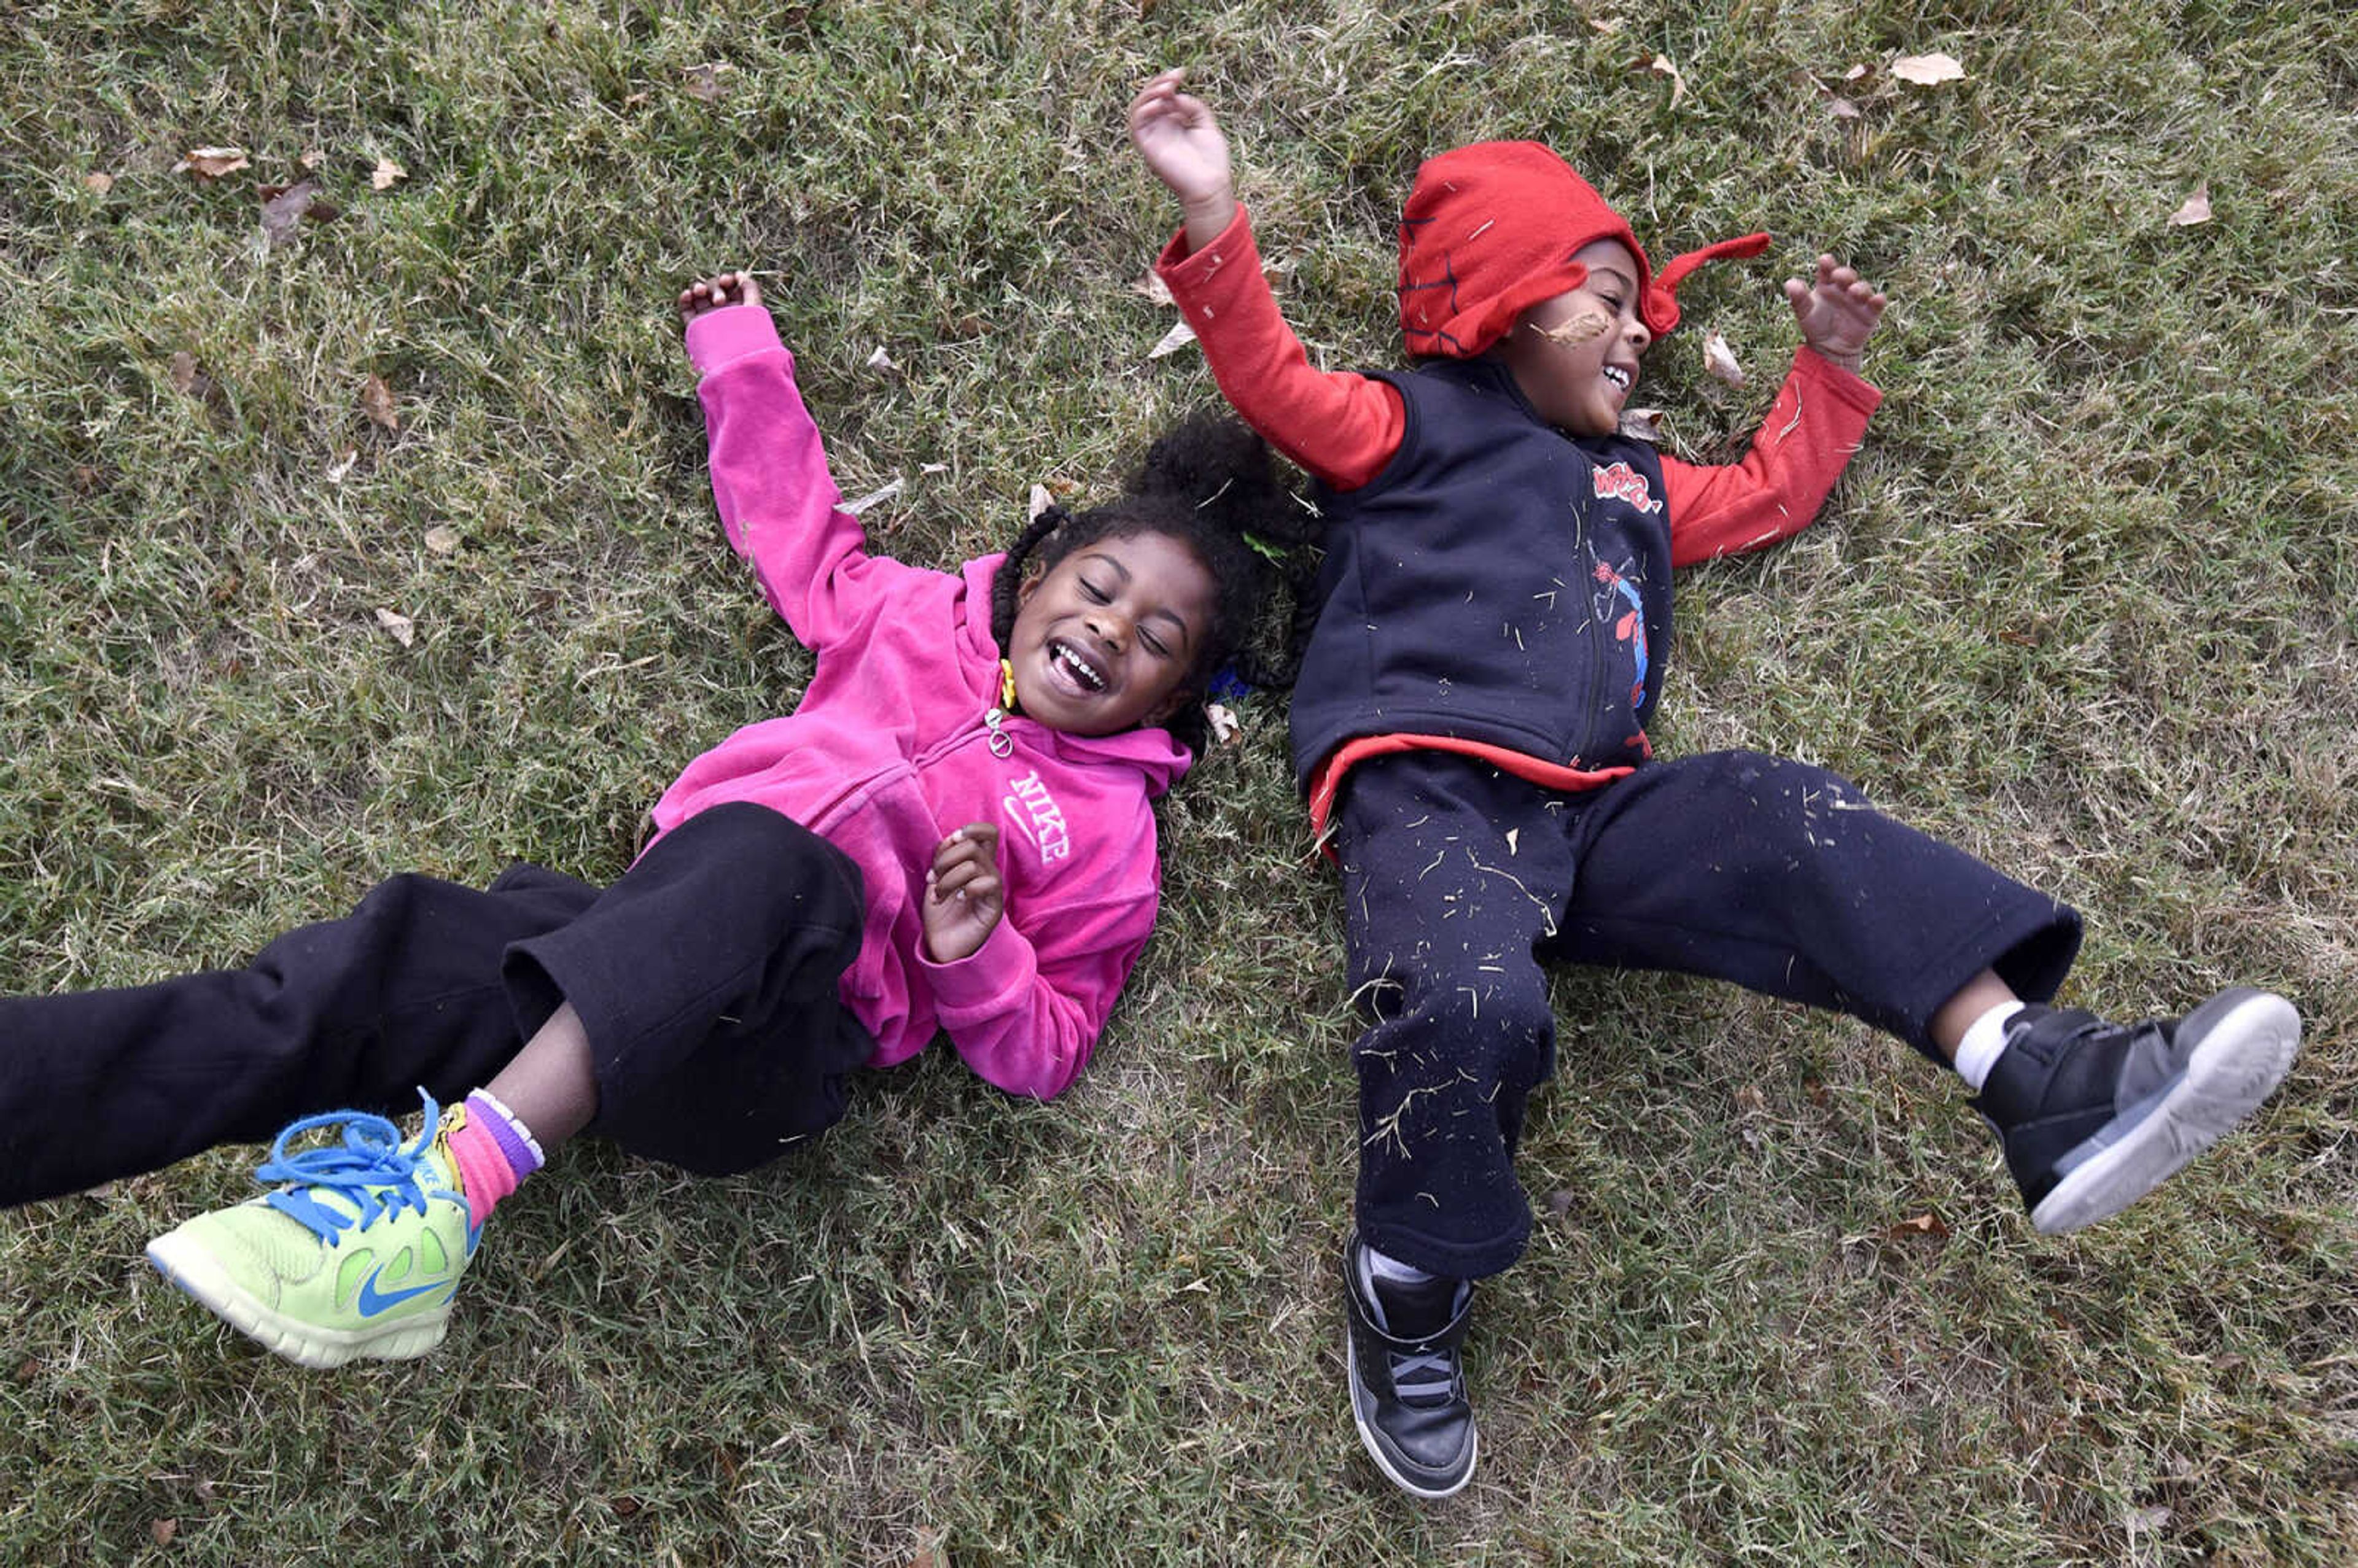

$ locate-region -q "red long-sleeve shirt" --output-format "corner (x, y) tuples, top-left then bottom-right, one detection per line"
(1154, 206), (1880, 566)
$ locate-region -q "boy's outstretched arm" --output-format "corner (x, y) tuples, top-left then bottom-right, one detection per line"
(1660, 254), (1888, 567)
(1782, 254), (1886, 375)
(1128, 69), (1404, 491)
(1129, 69), (1239, 255)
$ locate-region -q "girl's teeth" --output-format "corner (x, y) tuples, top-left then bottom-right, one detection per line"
(1603, 367), (1630, 390)
(1055, 644), (1103, 689)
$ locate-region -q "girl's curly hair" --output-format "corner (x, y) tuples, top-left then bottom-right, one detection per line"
(989, 413), (1321, 753)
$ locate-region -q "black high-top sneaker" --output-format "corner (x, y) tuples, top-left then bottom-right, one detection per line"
(1973, 986), (2299, 1233)
(1341, 1230), (1477, 1499)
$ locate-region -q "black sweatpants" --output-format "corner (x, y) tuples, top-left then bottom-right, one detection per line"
(0, 802), (873, 1207)
(1336, 749), (2083, 1280)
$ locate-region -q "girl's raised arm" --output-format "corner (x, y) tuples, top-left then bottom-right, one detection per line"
(682, 274), (924, 650)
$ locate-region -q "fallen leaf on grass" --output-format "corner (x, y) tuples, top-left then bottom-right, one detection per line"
(901, 1527), (946, 1568)
(424, 525), (461, 556)
(842, 477), (905, 515)
(1885, 1211), (1950, 1242)
(1891, 53), (1966, 86)
(1148, 318), (1198, 359)
(1843, 63), (1870, 83)
(1029, 483), (1054, 521)
(325, 448), (359, 484)
(371, 157), (407, 190)
(360, 375), (399, 430)
(298, 147), (326, 170)
(150, 1519), (178, 1546)
(260, 177), (335, 248)
(1618, 406), (1666, 442)
(174, 146), (249, 180)
(1132, 270), (1175, 306)
(683, 62), (734, 102)
(375, 608), (415, 646)
(1827, 96), (1861, 120)
(866, 343), (897, 371)
(1206, 702), (1240, 746)
(2168, 185), (2212, 227)
(2127, 1505), (2173, 1532)
(83, 171), (115, 195)
(1702, 330), (1746, 389)
(169, 351), (203, 396)
(1636, 53), (1687, 112)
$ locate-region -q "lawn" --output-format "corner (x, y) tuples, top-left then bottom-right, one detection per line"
(2, 1), (2353, 1562)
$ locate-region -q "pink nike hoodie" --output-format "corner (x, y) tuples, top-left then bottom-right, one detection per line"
(650, 304), (1190, 1100)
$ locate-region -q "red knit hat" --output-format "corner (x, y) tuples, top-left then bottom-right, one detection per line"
(1396, 141), (1771, 358)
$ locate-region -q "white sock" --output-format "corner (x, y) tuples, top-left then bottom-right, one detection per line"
(1953, 1000), (2027, 1090)
(1364, 1246), (1438, 1288)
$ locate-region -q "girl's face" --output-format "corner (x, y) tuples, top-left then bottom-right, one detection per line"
(1496, 239), (1651, 438)
(1009, 530), (1218, 736)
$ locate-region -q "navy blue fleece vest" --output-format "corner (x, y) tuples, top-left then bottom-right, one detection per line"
(1291, 357), (1675, 788)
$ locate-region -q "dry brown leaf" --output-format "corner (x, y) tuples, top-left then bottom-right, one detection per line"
(866, 343), (897, 372)
(298, 146), (326, 170)
(375, 608), (416, 647)
(1891, 53), (1966, 86)
(260, 177), (325, 248)
(1206, 701), (1240, 747)
(1827, 97), (1861, 120)
(1589, 16), (1624, 34)
(150, 1518), (179, 1545)
(2168, 185), (2212, 227)
(625, 91), (650, 110)
(169, 351), (201, 396)
(360, 375), (399, 431)
(1537, 309), (1611, 347)
(175, 146), (250, 180)
(1618, 406), (1666, 442)
(1131, 270), (1175, 306)
(1885, 1211), (1950, 1241)
(424, 525), (461, 556)
(1702, 330), (1746, 389)
(1638, 53), (1687, 112)
(1148, 318), (1198, 359)
(83, 171), (115, 195)
(325, 448), (359, 484)
(1028, 483), (1054, 521)
(1843, 63), (1870, 82)
(371, 157), (407, 191)
(900, 1527), (946, 1568)
(683, 62), (734, 102)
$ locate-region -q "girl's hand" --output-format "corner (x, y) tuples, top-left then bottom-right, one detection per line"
(922, 823), (1005, 964)
(1127, 68), (1237, 251)
(679, 271), (761, 327)
(1782, 255), (1886, 375)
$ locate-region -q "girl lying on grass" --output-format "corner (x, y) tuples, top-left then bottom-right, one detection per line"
(0, 271), (1313, 1368)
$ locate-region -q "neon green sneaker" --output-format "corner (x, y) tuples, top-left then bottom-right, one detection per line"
(146, 1093), (481, 1368)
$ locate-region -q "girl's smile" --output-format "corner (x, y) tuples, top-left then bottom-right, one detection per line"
(1010, 530), (1217, 735)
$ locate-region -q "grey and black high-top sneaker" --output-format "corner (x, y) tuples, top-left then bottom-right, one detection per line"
(1974, 986), (2299, 1233)
(1341, 1231), (1477, 1499)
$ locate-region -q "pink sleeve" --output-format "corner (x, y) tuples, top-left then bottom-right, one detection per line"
(917, 886), (1156, 1100)
(1661, 347), (1883, 568)
(1156, 206), (1404, 492)
(688, 305), (915, 647)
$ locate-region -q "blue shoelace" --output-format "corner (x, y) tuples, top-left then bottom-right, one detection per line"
(255, 1092), (443, 1243)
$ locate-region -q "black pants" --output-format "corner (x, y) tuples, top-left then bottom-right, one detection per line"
(1336, 750), (2083, 1279)
(1, 803), (873, 1207)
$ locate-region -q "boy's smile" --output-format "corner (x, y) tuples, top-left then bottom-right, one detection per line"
(1008, 532), (1216, 737)
(1495, 238), (1651, 438)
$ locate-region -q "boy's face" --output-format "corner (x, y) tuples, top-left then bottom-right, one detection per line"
(1009, 530), (1216, 736)
(1496, 239), (1650, 438)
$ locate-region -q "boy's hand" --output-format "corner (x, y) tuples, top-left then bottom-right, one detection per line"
(1127, 68), (1238, 252)
(922, 823), (1005, 964)
(1783, 255), (1885, 375)
(679, 271), (760, 327)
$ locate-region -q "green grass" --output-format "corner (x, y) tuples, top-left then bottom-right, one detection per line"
(4, 1), (2355, 1562)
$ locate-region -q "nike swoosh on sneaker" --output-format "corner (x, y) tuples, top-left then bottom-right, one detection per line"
(356, 1265), (458, 1318)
